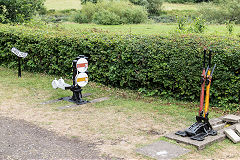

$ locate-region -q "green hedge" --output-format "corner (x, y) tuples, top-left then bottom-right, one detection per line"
(0, 24), (239, 109)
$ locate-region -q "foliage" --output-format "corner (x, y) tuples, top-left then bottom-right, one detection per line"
(0, 24), (239, 110)
(0, 0), (46, 23)
(176, 16), (206, 33)
(129, 0), (163, 16)
(81, 0), (98, 4)
(199, 0), (240, 24)
(73, 1), (148, 25)
(93, 10), (121, 25)
(177, 16), (187, 30)
(146, 0), (163, 15)
(165, 0), (215, 3)
(190, 16), (206, 33)
(225, 20), (235, 34)
(40, 9), (77, 23)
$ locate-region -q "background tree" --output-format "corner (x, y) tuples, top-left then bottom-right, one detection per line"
(0, 0), (46, 23)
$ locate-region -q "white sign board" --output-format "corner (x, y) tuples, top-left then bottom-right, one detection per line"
(76, 72), (88, 87)
(11, 47), (28, 58)
(76, 58), (88, 73)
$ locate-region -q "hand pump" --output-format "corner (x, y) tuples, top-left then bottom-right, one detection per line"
(175, 49), (217, 141)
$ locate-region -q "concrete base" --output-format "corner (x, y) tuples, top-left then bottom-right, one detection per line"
(223, 114), (240, 123)
(57, 97), (110, 109)
(40, 93), (92, 105)
(136, 141), (190, 160)
(224, 129), (240, 143)
(236, 124), (240, 135)
(165, 116), (240, 150)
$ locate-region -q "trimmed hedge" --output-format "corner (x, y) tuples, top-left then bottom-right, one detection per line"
(0, 24), (239, 109)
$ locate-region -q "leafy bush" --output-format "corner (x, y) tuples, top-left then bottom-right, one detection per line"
(165, 0), (214, 3)
(73, 1), (148, 25)
(176, 16), (206, 33)
(146, 0), (163, 15)
(129, 0), (163, 16)
(81, 0), (98, 4)
(93, 10), (121, 25)
(199, 0), (240, 24)
(226, 20), (235, 34)
(190, 16), (206, 33)
(73, 12), (89, 23)
(0, 24), (239, 110)
(0, 0), (46, 23)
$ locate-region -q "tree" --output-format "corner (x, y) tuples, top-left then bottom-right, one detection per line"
(0, 0), (46, 23)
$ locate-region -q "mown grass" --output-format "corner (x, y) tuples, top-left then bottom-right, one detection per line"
(1, 66), (239, 159)
(60, 22), (240, 36)
(0, 66), (197, 115)
(162, 2), (198, 11)
(0, 66), (222, 127)
(45, 0), (81, 10)
(44, 0), (197, 11)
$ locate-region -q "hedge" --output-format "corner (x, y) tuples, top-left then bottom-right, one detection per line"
(0, 24), (239, 109)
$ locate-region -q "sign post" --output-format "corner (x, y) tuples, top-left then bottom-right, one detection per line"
(11, 47), (28, 77)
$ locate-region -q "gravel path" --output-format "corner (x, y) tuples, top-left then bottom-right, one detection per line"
(0, 116), (101, 160)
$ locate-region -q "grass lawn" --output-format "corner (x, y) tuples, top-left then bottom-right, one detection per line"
(162, 2), (198, 11)
(1, 66), (240, 159)
(44, 0), (197, 11)
(45, 0), (81, 10)
(44, 0), (240, 36)
(60, 22), (240, 36)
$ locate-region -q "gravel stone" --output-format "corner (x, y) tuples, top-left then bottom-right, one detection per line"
(0, 116), (101, 159)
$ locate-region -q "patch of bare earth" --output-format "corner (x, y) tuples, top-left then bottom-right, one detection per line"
(1, 84), (239, 159)
(0, 84), (176, 159)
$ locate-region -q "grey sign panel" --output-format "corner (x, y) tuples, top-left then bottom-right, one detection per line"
(11, 47), (28, 58)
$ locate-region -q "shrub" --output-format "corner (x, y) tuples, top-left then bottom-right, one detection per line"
(93, 10), (121, 25)
(199, 0), (240, 24)
(0, 0), (46, 23)
(176, 16), (206, 33)
(165, 0), (214, 3)
(0, 24), (239, 110)
(190, 16), (206, 33)
(129, 0), (163, 16)
(73, 1), (148, 25)
(226, 20), (235, 34)
(146, 0), (163, 15)
(73, 11), (90, 23)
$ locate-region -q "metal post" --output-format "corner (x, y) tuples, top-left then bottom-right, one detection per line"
(72, 60), (77, 86)
(18, 57), (21, 77)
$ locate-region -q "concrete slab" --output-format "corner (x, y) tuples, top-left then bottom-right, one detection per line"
(224, 129), (240, 143)
(40, 93), (92, 105)
(223, 114), (240, 123)
(212, 123), (226, 131)
(57, 97), (110, 110)
(236, 124), (240, 136)
(165, 119), (240, 150)
(209, 117), (224, 126)
(166, 130), (225, 150)
(136, 141), (190, 160)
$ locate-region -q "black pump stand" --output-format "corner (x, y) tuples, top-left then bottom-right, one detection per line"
(62, 57), (89, 105)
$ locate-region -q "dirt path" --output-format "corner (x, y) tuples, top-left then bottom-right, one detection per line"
(0, 116), (102, 160)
